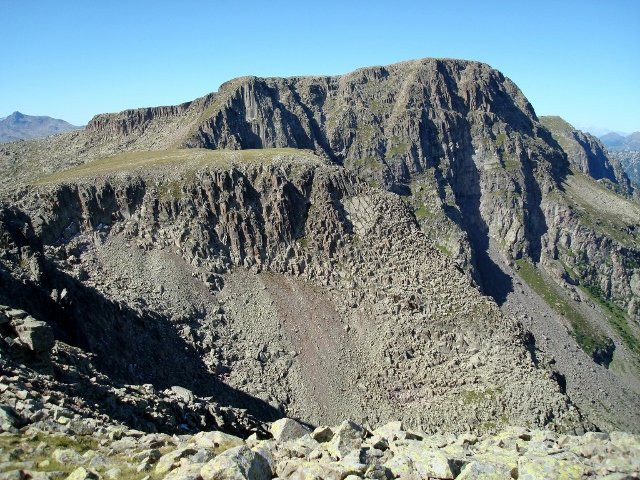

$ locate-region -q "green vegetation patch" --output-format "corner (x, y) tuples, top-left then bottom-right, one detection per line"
(346, 155), (383, 171)
(414, 204), (432, 220)
(495, 133), (507, 147)
(34, 148), (320, 184)
(0, 432), (166, 479)
(461, 387), (503, 405)
(435, 243), (452, 257)
(386, 139), (410, 158)
(515, 259), (613, 359)
(580, 283), (640, 361)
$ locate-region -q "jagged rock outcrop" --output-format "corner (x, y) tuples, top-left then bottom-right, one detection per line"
(6, 58), (634, 323)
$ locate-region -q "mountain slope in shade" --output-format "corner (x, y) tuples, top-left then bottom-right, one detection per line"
(0, 111), (81, 143)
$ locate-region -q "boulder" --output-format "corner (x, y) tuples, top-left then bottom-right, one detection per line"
(52, 448), (85, 465)
(269, 418), (311, 442)
(276, 459), (358, 480)
(457, 461), (514, 479)
(518, 455), (585, 480)
(155, 447), (198, 475)
(200, 445), (271, 480)
(326, 421), (365, 459)
(385, 442), (455, 479)
(164, 462), (207, 480)
(13, 316), (54, 352)
(171, 385), (194, 404)
(65, 467), (99, 480)
(0, 405), (24, 432)
(311, 426), (334, 443)
(373, 421), (403, 441)
(191, 430), (244, 454)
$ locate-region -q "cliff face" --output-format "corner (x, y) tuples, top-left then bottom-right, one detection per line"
(0, 151), (583, 433)
(76, 59), (640, 322)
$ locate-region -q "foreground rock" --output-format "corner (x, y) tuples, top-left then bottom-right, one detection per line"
(0, 418), (637, 479)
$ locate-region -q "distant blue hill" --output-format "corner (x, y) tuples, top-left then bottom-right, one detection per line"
(600, 131), (640, 151)
(0, 111), (81, 143)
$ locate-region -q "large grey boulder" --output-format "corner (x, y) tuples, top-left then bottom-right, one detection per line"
(13, 316), (55, 352)
(0, 405), (24, 432)
(155, 447), (198, 475)
(65, 467), (99, 480)
(191, 430), (244, 454)
(269, 418), (311, 442)
(385, 441), (456, 479)
(326, 421), (366, 459)
(200, 445), (271, 480)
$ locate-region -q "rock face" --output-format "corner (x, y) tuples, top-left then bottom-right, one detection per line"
(0, 151), (584, 433)
(2, 59), (637, 319)
(0, 58), (639, 438)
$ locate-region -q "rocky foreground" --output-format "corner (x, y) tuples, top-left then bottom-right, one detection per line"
(0, 416), (639, 480)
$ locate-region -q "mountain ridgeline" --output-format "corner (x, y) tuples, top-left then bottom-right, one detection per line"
(1, 58), (640, 443)
(80, 59), (639, 317)
(0, 111), (80, 143)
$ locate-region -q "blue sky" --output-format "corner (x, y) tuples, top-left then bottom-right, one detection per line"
(1, 1), (639, 133)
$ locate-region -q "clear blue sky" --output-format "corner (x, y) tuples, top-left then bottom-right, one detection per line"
(1, 0), (639, 133)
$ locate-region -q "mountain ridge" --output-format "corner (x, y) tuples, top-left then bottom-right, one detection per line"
(1, 58), (639, 447)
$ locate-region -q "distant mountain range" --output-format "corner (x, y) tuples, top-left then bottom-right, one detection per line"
(0, 112), (81, 143)
(600, 131), (640, 151)
(599, 131), (640, 187)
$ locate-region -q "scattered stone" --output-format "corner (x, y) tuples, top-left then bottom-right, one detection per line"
(65, 467), (99, 480)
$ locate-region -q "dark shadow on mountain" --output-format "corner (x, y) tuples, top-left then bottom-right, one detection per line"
(419, 110), (513, 304)
(473, 247), (513, 305)
(0, 206), (280, 433)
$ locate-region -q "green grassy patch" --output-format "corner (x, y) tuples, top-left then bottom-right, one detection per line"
(386, 142), (410, 158)
(515, 259), (613, 359)
(580, 283), (640, 361)
(355, 124), (375, 144)
(158, 180), (184, 201)
(0, 433), (98, 475)
(435, 243), (452, 257)
(34, 148), (319, 184)
(461, 387), (502, 405)
(297, 236), (309, 248)
(495, 133), (507, 146)
(414, 204), (432, 220)
(502, 157), (521, 171)
(346, 155), (383, 171)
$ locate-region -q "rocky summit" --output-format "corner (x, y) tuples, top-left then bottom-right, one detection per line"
(0, 58), (639, 479)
